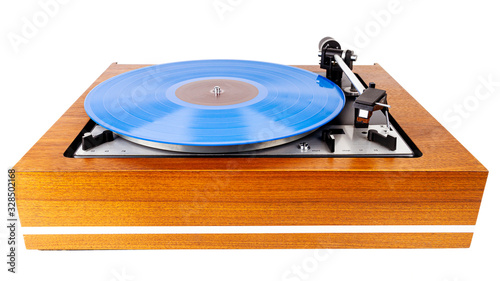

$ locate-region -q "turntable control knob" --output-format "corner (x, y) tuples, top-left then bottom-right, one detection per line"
(298, 142), (310, 151)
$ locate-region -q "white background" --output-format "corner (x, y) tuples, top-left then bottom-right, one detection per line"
(1, 0), (499, 280)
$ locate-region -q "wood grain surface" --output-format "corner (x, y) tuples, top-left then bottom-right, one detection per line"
(17, 171), (485, 227)
(24, 233), (473, 250)
(14, 63), (488, 249)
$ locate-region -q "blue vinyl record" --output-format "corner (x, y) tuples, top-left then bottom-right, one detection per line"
(84, 60), (345, 152)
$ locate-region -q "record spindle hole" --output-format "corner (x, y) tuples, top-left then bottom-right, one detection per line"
(175, 79), (258, 106)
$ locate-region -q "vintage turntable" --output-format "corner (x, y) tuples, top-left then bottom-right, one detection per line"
(14, 38), (487, 249)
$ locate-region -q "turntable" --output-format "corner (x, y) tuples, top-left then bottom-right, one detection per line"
(15, 38), (488, 249)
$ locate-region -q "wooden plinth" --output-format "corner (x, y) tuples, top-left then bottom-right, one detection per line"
(14, 63), (488, 249)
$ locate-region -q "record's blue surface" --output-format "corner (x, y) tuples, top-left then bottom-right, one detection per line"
(84, 60), (345, 148)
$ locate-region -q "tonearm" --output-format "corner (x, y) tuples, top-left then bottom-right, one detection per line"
(319, 37), (396, 150)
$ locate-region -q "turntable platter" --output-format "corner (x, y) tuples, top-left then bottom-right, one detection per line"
(84, 60), (345, 153)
